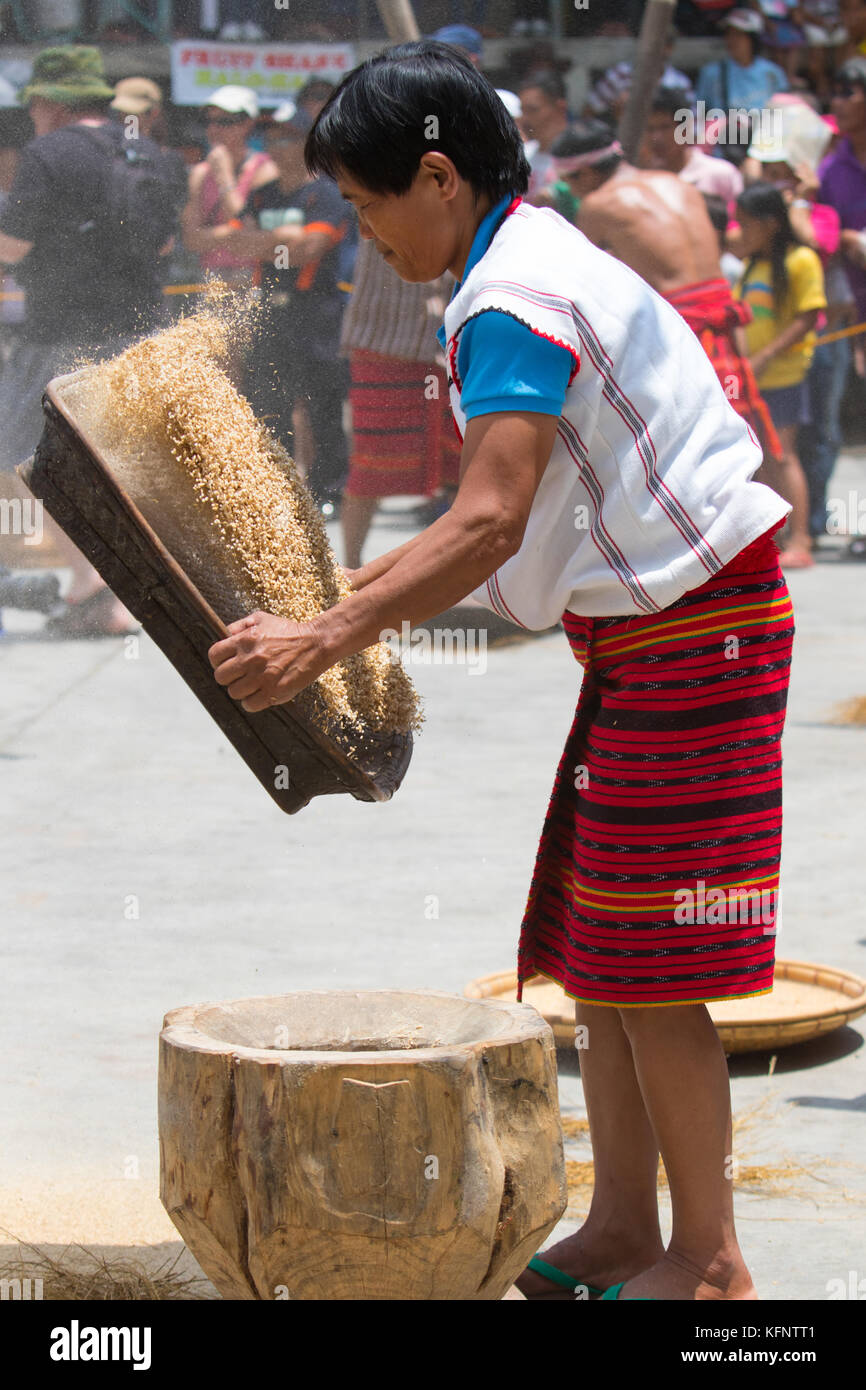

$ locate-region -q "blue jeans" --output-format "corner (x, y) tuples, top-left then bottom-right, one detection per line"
(798, 337), (851, 537)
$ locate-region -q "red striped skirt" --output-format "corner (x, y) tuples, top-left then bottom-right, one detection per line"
(345, 349), (461, 498)
(516, 521), (795, 1007)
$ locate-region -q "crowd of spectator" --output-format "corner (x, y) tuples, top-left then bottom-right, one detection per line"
(0, 7), (865, 635)
(0, 0), (861, 45)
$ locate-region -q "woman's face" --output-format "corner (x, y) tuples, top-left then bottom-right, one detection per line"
(831, 81), (866, 138)
(725, 29), (755, 67)
(335, 160), (464, 283)
(738, 211), (775, 257)
(204, 109), (252, 152)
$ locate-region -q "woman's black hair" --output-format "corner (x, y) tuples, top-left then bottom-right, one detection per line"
(551, 119), (623, 177)
(304, 39), (529, 202)
(702, 193), (729, 247)
(737, 182), (801, 310)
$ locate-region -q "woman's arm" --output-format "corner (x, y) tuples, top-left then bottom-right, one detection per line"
(788, 202), (819, 250)
(750, 308), (820, 378)
(204, 146), (243, 219)
(0, 229), (31, 264)
(219, 224), (336, 264)
(180, 163), (236, 256)
(205, 149), (279, 219)
(208, 411), (559, 711)
(218, 220), (304, 259)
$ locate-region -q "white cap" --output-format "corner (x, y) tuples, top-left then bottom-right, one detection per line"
(747, 99), (832, 173)
(497, 89), (522, 119)
(724, 8), (764, 33)
(205, 85), (258, 119)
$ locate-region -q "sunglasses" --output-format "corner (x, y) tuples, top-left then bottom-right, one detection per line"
(205, 113), (248, 126)
(832, 86), (862, 100)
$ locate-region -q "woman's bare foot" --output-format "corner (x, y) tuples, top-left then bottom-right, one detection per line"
(779, 546), (814, 570)
(611, 1245), (758, 1301)
(515, 1224), (666, 1300)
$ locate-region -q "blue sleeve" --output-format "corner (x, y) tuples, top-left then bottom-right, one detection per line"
(456, 309), (574, 422)
(695, 62), (720, 112)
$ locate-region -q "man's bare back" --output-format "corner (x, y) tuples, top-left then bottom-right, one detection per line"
(578, 165), (723, 296)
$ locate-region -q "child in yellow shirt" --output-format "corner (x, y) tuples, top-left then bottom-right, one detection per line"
(736, 183), (827, 568)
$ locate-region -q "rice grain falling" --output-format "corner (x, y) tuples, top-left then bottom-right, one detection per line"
(77, 297), (422, 735)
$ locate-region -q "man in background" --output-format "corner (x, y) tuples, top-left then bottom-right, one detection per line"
(517, 70), (569, 201)
(110, 76), (167, 140)
(0, 47), (183, 636)
(571, 120), (784, 488)
(643, 85), (744, 200)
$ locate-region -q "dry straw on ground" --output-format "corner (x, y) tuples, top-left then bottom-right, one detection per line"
(0, 1239), (215, 1300)
(831, 695), (866, 726)
(563, 1096), (861, 1213)
(78, 292), (422, 736)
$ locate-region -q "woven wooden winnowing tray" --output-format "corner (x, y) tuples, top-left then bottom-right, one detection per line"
(19, 370), (413, 814)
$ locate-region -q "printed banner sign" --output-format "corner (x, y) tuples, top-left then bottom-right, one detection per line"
(170, 42), (355, 108)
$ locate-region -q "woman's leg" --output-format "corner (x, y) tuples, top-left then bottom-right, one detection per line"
(516, 1001), (665, 1297)
(341, 494), (379, 571)
(612, 1002), (756, 1300)
(303, 356), (350, 504)
(759, 422), (813, 565)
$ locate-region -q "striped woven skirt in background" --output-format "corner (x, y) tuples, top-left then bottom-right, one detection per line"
(516, 521), (795, 1007)
(345, 349), (461, 498)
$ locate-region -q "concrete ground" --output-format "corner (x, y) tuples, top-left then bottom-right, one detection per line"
(1, 452), (865, 1302)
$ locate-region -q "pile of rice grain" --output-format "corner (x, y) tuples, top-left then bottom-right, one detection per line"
(80, 300), (422, 735)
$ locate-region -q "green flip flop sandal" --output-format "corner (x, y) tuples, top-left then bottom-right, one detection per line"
(600, 1281), (655, 1300)
(527, 1257), (604, 1298)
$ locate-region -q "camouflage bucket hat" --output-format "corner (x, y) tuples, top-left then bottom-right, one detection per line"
(20, 46), (116, 106)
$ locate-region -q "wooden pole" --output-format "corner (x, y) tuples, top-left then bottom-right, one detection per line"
(375, 0), (421, 42)
(617, 0), (677, 164)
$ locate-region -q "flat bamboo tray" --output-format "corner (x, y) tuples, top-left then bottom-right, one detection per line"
(18, 370), (413, 815)
(466, 960), (866, 1054)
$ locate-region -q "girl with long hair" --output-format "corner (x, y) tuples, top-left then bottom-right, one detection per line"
(736, 182), (827, 567)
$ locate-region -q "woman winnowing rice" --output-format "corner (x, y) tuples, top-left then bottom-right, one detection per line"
(208, 42), (794, 1303)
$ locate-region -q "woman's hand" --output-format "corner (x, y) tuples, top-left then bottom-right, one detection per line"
(206, 144), (234, 185)
(750, 348), (773, 380)
(208, 612), (330, 713)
